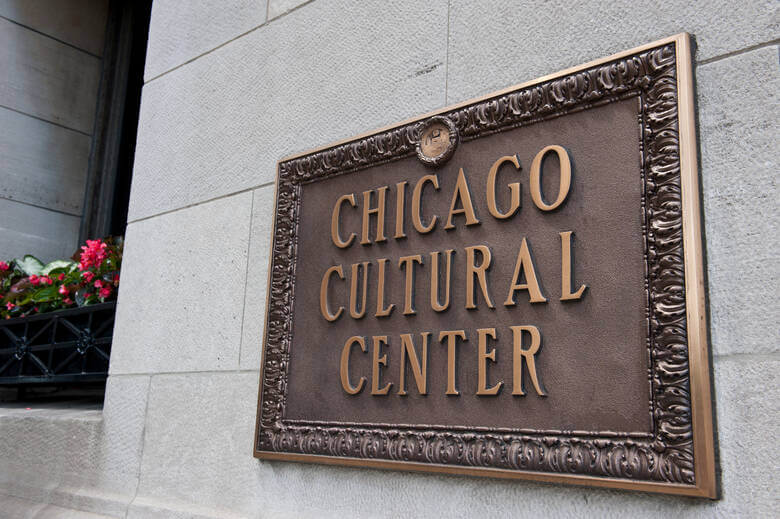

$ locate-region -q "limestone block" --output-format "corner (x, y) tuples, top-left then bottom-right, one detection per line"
(129, 0), (448, 221)
(0, 0), (109, 56)
(0, 375), (149, 516)
(127, 495), (248, 519)
(0, 494), (46, 518)
(110, 192), (252, 375)
(0, 17), (101, 133)
(707, 355), (779, 516)
(35, 504), (116, 518)
(0, 407), (104, 508)
(0, 106), (90, 215)
(239, 186), (275, 370)
(132, 372), (267, 516)
(0, 197), (81, 262)
(144, 0), (269, 80)
(49, 375), (150, 512)
(267, 0), (309, 20)
(0, 493), (117, 518)
(447, 0), (779, 102)
(697, 46), (780, 357)
(128, 357), (776, 517)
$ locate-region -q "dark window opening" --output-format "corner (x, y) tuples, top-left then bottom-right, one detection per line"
(1, 0), (152, 403)
(81, 0), (152, 242)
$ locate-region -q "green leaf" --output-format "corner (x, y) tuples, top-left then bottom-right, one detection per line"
(16, 294), (34, 306)
(31, 284), (59, 303)
(14, 255), (44, 276)
(42, 260), (76, 275)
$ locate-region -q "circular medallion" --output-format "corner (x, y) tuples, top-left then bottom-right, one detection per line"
(416, 116), (459, 167)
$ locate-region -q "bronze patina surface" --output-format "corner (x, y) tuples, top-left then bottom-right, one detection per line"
(254, 34), (717, 498)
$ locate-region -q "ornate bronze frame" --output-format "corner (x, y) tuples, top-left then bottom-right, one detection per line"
(253, 34), (717, 498)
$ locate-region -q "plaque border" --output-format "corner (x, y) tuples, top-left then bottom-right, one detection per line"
(253, 33), (717, 498)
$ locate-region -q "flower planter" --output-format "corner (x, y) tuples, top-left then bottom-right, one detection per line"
(0, 302), (115, 385)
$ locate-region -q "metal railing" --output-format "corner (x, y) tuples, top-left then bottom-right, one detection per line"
(0, 302), (115, 385)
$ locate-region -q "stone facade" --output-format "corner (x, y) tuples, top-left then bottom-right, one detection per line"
(0, 0), (108, 262)
(0, 1), (777, 517)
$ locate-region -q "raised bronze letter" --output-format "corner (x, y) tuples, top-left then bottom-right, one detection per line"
(371, 335), (392, 395)
(510, 325), (546, 396)
(340, 336), (367, 395)
(430, 249), (454, 312)
(560, 231), (587, 301)
(465, 245), (495, 309)
(486, 154), (522, 219)
(395, 181), (407, 239)
(398, 332), (430, 396)
(477, 328), (502, 396)
(331, 193), (357, 248)
(361, 186), (388, 245)
(505, 238), (547, 305)
(412, 174), (439, 234)
(320, 265), (345, 322)
(529, 145), (571, 211)
(375, 258), (395, 317)
(439, 329), (467, 395)
(399, 254), (423, 315)
(444, 168), (480, 229)
(349, 261), (370, 319)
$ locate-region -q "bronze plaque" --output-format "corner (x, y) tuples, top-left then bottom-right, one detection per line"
(254, 34), (717, 498)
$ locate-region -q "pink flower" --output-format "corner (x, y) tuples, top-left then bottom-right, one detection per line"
(58, 285), (68, 295)
(29, 275), (40, 285)
(82, 271), (95, 282)
(94, 280), (103, 288)
(84, 292), (92, 299)
(57, 273), (65, 281)
(79, 239), (108, 270)
(41, 276), (53, 285)
(63, 297), (73, 305)
(0, 261), (8, 271)
(113, 274), (120, 286)
(5, 302), (15, 310)
(33, 307), (39, 313)
(99, 286), (112, 299)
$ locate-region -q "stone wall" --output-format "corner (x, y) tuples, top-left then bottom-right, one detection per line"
(0, 1), (777, 517)
(0, 0), (108, 262)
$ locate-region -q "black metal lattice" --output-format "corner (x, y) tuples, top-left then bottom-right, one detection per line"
(0, 302), (115, 385)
